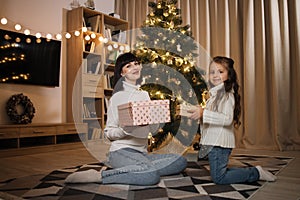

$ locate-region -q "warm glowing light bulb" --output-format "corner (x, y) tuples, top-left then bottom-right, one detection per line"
(125, 45), (130, 51)
(98, 36), (104, 42)
(4, 34), (10, 40)
(113, 43), (118, 48)
(90, 33), (96, 39)
(107, 45), (113, 51)
(74, 30), (80, 36)
(103, 38), (108, 43)
(119, 46), (125, 51)
(84, 35), (90, 41)
(15, 24), (21, 31)
(24, 29), (30, 35)
(56, 34), (62, 40)
(1, 18), (8, 25)
(46, 34), (52, 40)
(35, 32), (42, 38)
(82, 27), (87, 32)
(65, 33), (71, 39)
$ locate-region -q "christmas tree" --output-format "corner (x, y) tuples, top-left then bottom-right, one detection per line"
(133, 0), (208, 151)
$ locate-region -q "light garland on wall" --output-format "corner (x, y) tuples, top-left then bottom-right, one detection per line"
(0, 17), (130, 52)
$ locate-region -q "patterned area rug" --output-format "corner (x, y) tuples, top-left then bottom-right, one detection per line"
(0, 154), (293, 200)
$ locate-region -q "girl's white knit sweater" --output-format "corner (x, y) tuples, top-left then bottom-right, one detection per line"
(200, 83), (236, 148)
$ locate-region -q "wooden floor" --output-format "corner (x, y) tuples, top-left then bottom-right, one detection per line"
(0, 143), (299, 200)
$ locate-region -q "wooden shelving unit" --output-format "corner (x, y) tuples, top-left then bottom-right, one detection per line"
(0, 123), (88, 157)
(66, 7), (129, 136)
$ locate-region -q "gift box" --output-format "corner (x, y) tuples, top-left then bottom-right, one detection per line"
(118, 100), (171, 126)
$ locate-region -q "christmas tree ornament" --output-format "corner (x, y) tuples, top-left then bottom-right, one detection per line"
(192, 74), (197, 82)
(200, 90), (209, 108)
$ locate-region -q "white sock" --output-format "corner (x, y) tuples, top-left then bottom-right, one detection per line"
(256, 166), (277, 182)
(65, 169), (102, 183)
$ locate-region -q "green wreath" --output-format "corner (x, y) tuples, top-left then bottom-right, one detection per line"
(6, 93), (35, 124)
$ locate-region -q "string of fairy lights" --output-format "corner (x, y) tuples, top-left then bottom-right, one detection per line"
(0, 16), (130, 83)
(0, 17), (130, 52)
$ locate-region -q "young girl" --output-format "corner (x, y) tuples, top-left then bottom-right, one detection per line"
(65, 52), (187, 185)
(189, 56), (276, 184)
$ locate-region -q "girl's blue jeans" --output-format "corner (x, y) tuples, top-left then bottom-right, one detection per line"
(208, 146), (259, 184)
(102, 148), (187, 185)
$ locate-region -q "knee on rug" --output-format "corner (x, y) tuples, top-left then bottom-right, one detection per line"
(209, 170), (230, 185)
(211, 175), (226, 185)
(137, 170), (160, 185)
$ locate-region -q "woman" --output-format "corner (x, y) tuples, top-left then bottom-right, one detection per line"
(65, 52), (187, 185)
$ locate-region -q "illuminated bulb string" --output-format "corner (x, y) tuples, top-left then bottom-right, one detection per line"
(0, 17), (130, 51)
(0, 39), (29, 82)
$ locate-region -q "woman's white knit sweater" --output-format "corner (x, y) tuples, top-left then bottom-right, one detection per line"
(104, 81), (151, 153)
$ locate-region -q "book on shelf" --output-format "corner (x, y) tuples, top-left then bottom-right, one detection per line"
(84, 41), (96, 53)
(91, 127), (103, 140)
(82, 16), (87, 27)
(83, 103), (90, 118)
(83, 59), (99, 74)
(106, 50), (121, 64)
(90, 42), (95, 53)
(111, 30), (120, 42)
(82, 58), (88, 73)
(111, 30), (126, 43)
(118, 31), (126, 44)
(87, 15), (101, 33)
(103, 73), (114, 89)
(83, 102), (98, 119)
(104, 96), (111, 114)
(83, 54), (101, 74)
(104, 28), (112, 40)
(94, 62), (101, 75)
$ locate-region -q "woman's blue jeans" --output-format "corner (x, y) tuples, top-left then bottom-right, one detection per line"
(208, 146), (259, 184)
(102, 148), (187, 185)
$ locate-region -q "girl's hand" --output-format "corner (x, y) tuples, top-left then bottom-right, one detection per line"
(188, 105), (204, 120)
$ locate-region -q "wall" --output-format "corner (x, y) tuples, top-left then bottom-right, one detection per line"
(0, 0), (114, 125)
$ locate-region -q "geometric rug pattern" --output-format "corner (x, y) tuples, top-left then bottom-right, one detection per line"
(0, 154), (293, 200)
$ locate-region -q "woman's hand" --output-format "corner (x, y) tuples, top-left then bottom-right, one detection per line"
(188, 105), (204, 120)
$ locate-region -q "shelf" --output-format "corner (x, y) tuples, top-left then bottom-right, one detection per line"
(104, 63), (115, 71)
(83, 117), (102, 120)
(0, 123), (88, 152)
(0, 138), (18, 149)
(105, 40), (128, 46)
(103, 13), (128, 27)
(104, 88), (113, 93)
(66, 7), (129, 133)
(20, 136), (55, 148)
(83, 51), (101, 56)
(56, 133), (85, 144)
